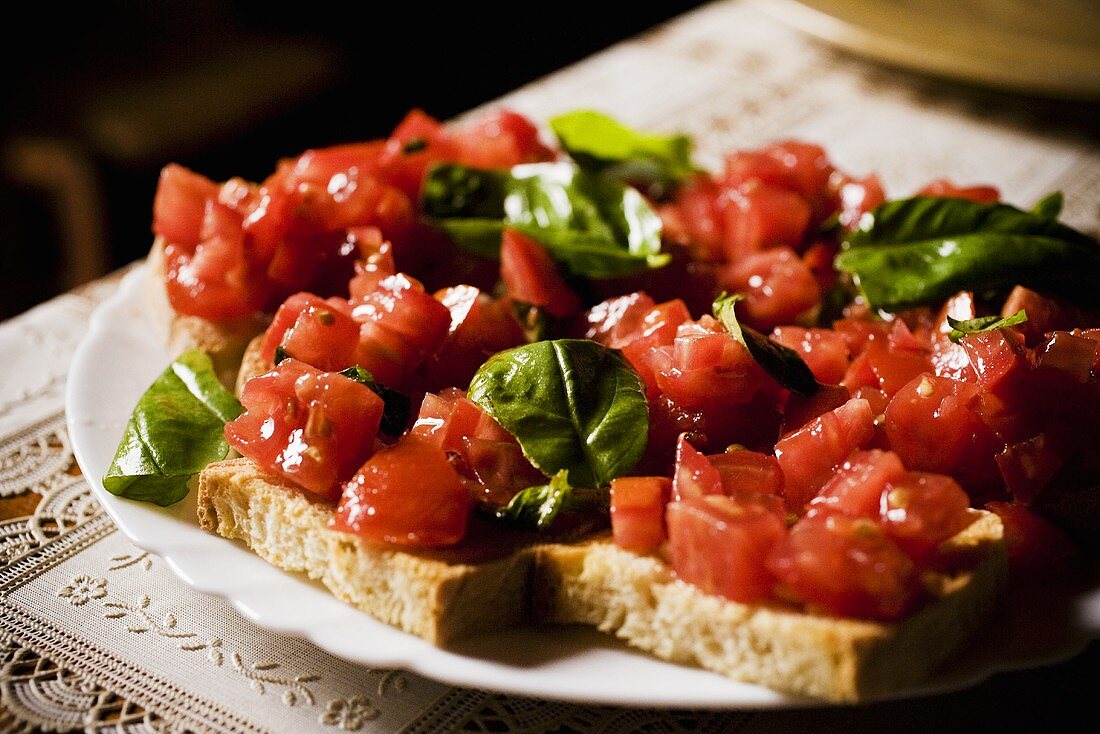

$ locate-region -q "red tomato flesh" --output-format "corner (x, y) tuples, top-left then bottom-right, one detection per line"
(667, 495), (787, 604)
(332, 434), (471, 546)
(611, 476), (672, 554)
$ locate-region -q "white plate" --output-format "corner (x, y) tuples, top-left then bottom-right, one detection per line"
(67, 265), (1100, 708)
(757, 0), (1100, 99)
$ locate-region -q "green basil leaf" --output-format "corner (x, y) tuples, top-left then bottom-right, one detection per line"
(713, 293), (819, 397)
(402, 137), (427, 155)
(491, 469), (573, 531)
(549, 110), (693, 198)
(947, 309), (1028, 343)
(1032, 191), (1063, 219)
(103, 349), (243, 506)
(467, 339), (648, 488)
(837, 195), (1100, 312)
(273, 345), (289, 365)
(421, 162), (670, 279)
(338, 366), (411, 437)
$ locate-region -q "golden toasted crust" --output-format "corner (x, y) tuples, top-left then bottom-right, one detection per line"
(197, 458), (540, 644)
(532, 510), (1006, 702)
(235, 335), (271, 396)
(199, 455), (1006, 699)
(147, 238), (269, 388)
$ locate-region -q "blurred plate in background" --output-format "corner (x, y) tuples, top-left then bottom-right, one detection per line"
(756, 0), (1100, 98)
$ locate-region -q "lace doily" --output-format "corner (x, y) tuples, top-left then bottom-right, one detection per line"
(2, 2), (1098, 731)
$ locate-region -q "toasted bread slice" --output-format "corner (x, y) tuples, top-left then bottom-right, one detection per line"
(197, 458), (597, 644)
(235, 334), (270, 395)
(532, 510), (1006, 702)
(147, 238), (269, 388)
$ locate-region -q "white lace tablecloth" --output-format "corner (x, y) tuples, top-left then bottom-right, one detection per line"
(3, 2), (1099, 731)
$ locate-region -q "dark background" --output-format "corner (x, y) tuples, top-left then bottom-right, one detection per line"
(1, 1), (704, 319)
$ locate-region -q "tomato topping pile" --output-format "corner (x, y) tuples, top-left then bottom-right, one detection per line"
(193, 110), (1097, 621)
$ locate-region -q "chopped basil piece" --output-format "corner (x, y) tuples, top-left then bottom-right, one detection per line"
(338, 366), (412, 437)
(947, 309), (1028, 343)
(713, 293), (819, 397)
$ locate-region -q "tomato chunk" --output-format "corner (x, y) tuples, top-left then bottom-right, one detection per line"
(225, 359), (383, 500)
(720, 247), (820, 331)
(500, 229), (581, 318)
(611, 476), (672, 554)
(808, 449), (906, 520)
(667, 495), (787, 603)
(767, 513), (917, 620)
(332, 434), (470, 546)
(985, 501), (1077, 579)
(880, 472), (971, 562)
(772, 326), (849, 385)
(775, 398), (875, 512)
(884, 374), (983, 474)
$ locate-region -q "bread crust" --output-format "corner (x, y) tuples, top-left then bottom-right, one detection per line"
(533, 510), (1006, 702)
(147, 237), (269, 388)
(198, 457), (1006, 699)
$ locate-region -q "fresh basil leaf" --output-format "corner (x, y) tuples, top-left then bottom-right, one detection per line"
(338, 366), (411, 437)
(837, 195), (1100, 312)
(468, 339), (648, 488)
(273, 346), (289, 364)
(713, 293), (819, 397)
(491, 470), (573, 531)
(104, 349), (243, 506)
(421, 162), (670, 279)
(1032, 191), (1063, 219)
(947, 309), (1028, 343)
(550, 110), (693, 198)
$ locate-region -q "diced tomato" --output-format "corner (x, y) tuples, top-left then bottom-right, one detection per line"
(772, 326), (849, 384)
(332, 434), (471, 546)
(719, 247), (820, 331)
(707, 447), (785, 498)
(153, 164), (220, 249)
(767, 512), (917, 620)
(781, 383), (850, 436)
(418, 285), (525, 391)
(347, 228), (397, 300)
(720, 185), (812, 261)
(884, 374), (984, 474)
(775, 397), (875, 512)
(225, 359), (383, 500)
(961, 329), (1030, 391)
(762, 141), (835, 202)
(917, 179), (1000, 202)
(1002, 286), (1098, 346)
(499, 229), (581, 318)
(859, 338), (932, 398)
(452, 109), (555, 168)
(995, 434), (1066, 505)
(880, 471), (971, 562)
(611, 476), (672, 554)
(1036, 331), (1098, 383)
(808, 449), (907, 520)
(660, 174), (725, 261)
(654, 326), (769, 410)
(985, 501), (1077, 579)
(667, 495), (787, 603)
(833, 317), (890, 358)
(163, 201), (270, 320)
(834, 173), (885, 230)
(410, 389), (541, 505)
(585, 292), (658, 348)
(672, 435), (723, 501)
(350, 273), (452, 386)
(278, 298), (361, 372)
(930, 291), (977, 381)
